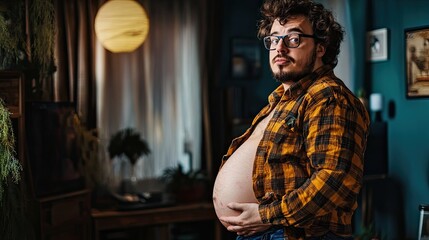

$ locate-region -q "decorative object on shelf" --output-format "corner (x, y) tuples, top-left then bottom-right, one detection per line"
(95, 0), (150, 53)
(370, 93), (383, 122)
(108, 128), (150, 193)
(366, 28), (388, 62)
(161, 164), (210, 203)
(405, 26), (429, 98)
(357, 88), (369, 110)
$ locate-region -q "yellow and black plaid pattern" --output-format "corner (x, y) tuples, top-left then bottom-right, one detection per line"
(221, 65), (370, 239)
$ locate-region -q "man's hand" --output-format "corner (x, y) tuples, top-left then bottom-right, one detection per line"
(219, 202), (271, 237)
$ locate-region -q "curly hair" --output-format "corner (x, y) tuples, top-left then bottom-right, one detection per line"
(257, 0), (344, 67)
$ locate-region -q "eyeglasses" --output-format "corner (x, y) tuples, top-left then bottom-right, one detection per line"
(263, 33), (319, 50)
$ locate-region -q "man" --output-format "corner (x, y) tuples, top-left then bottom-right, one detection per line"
(216, 0), (370, 239)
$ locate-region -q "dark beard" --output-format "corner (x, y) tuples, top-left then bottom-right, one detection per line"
(273, 48), (317, 83)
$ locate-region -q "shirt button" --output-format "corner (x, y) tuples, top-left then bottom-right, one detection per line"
(265, 192), (274, 198)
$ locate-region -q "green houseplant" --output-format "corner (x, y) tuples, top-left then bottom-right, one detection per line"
(0, 0), (56, 100)
(108, 128), (151, 194)
(107, 128), (151, 166)
(0, 0), (26, 70)
(0, 99), (35, 239)
(162, 164), (210, 203)
(0, 98), (22, 201)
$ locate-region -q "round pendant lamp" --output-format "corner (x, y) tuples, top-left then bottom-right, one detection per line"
(95, 0), (149, 53)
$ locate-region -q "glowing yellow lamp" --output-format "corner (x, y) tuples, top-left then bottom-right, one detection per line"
(94, 0), (149, 53)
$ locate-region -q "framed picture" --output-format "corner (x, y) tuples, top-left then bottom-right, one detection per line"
(367, 28), (388, 62)
(231, 38), (261, 80)
(405, 26), (429, 98)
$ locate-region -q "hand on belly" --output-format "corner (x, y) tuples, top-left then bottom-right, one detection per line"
(212, 138), (260, 227)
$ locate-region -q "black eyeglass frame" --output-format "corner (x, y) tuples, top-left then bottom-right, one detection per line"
(263, 33), (319, 50)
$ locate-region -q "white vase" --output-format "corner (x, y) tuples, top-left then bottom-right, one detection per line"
(129, 163), (138, 194)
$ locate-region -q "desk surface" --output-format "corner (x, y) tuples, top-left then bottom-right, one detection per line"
(91, 202), (221, 239)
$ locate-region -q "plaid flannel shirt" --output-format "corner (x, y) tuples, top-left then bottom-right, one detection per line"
(221, 65), (370, 239)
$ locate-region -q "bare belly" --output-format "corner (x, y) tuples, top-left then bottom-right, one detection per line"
(213, 111), (273, 227)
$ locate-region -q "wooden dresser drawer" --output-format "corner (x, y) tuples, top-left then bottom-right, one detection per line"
(38, 189), (91, 240)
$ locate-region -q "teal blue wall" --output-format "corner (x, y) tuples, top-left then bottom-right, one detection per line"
(219, 0), (278, 118)
(363, 0), (429, 238)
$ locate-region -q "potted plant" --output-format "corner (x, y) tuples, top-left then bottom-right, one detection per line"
(161, 164), (210, 203)
(108, 128), (150, 193)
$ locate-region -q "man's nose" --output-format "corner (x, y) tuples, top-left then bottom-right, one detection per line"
(275, 38), (289, 52)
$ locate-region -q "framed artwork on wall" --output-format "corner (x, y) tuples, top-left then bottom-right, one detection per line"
(405, 26), (429, 98)
(367, 28), (388, 62)
(230, 38), (261, 80)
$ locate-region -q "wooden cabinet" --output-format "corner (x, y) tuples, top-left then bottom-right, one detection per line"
(37, 189), (91, 240)
(1, 71), (92, 240)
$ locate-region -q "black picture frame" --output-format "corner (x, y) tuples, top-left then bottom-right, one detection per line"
(405, 26), (429, 98)
(230, 38), (261, 80)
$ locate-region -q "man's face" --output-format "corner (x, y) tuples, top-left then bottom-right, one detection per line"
(269, 16), (325, 83)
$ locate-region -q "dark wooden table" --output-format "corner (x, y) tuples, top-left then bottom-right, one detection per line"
(91, 202), (223, 240)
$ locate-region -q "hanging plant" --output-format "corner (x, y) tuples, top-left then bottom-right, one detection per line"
(0, 98), (22, 203)
(29, 0), (56, 99)
(0, 98), (34, 240)
(30, 0), (56, 76)
(0, 0), (56, 99)
(0, 0), (26, 70)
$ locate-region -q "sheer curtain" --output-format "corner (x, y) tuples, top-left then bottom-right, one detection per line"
(53, 0), (215, 186)
(96, 0), (204, 182)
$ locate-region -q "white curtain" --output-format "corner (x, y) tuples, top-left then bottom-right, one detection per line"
(318, 0), (354, 91)
(95, 0), (202, 185)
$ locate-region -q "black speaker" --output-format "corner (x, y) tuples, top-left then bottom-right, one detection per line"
(363, 121), (388, 179)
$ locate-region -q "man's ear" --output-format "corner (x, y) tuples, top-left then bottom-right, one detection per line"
(316, 43), (326, 58)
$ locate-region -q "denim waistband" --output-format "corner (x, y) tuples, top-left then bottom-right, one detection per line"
(236, 228), (353, 240)
(236, 227), (284, 240)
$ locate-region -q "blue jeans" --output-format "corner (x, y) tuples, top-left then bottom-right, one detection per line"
(236, 227), (284, 240)
(235, 228), (354, 240)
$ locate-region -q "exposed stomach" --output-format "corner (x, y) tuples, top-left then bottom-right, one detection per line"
(213, 111), (273, 228)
